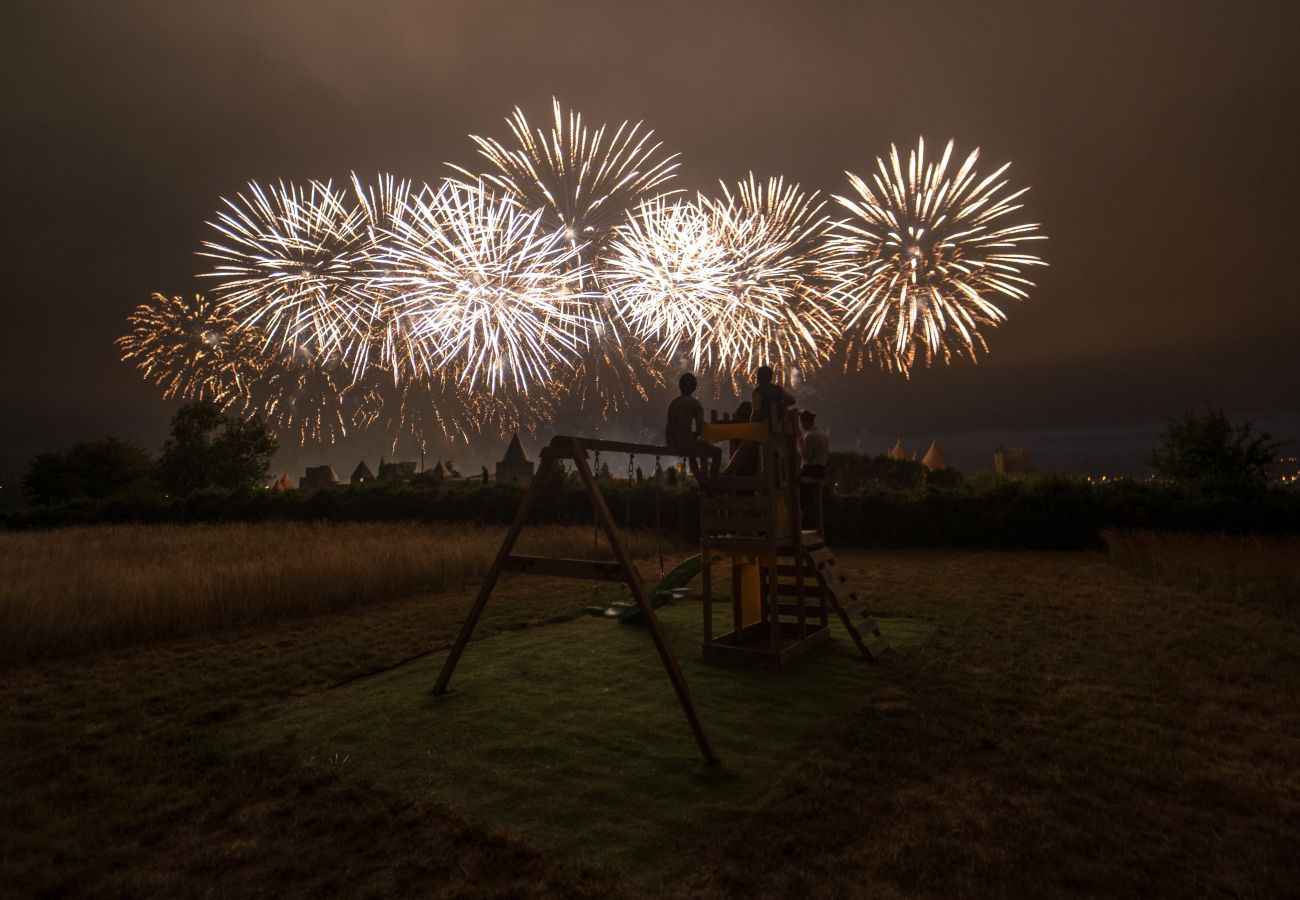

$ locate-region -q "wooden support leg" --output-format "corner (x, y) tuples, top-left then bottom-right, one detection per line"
(570, 439), (720, 765)
(702, 548), (712, 644)
(431, 454), (556, 695)
(767, 552), (781, 653)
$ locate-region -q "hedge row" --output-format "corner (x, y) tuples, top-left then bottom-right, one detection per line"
(6, 473), (1299, 550)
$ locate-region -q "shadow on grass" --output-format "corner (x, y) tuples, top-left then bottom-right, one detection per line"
(248, 601), (926, 880)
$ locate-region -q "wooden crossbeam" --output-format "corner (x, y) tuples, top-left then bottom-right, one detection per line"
(503, 555), (624, 581)
(541, 436), (676, 460)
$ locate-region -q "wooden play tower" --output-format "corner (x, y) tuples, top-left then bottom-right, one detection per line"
(432, 408), (887, 764)
(697, 406), (890, 666)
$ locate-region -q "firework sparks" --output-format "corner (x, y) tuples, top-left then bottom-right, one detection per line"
(457, 98), (680, 262)
(199, 179), (370, 361)
(349, 172), (421, 379)
(257, 346), (360, 445)
(701, 174), (838, 384)
(116, 292), (260, 406)
(824, 137), (1048, 373)
(605, 180), (836, 391)
(374, 180), (594, 395)
(456, 99), (680, 413)
(355, 367), (553, 451)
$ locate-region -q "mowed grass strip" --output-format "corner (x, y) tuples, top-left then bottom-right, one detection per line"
(249, 600), (927, 880)
(0, 522), (678, 666)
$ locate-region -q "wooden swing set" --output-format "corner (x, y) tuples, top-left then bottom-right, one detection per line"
(432, 408), (887, 765)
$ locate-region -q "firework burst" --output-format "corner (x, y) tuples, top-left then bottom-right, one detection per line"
(701, 175), (838, 384)
(349, 172), (422, 379)
(375, 180), (594, 395)
(458, 98), (680, 262)
(456, 99), (680, 413)
(199, 179), (370, 361)
(605, 180), (836, 391)
(824, 137), (1048, 373)
(116, 292), (260, 406)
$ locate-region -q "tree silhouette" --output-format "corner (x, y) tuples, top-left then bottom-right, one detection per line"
(24, 438), (155, 505)
(1148, 408), (1280, 494)
(159, 402), (277, 495)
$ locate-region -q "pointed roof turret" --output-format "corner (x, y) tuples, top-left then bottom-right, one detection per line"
(351, 460), (374, 482)
(921, 440), (951, 471)
(887, 439), (907, 461)
(503, 432), (527, 463)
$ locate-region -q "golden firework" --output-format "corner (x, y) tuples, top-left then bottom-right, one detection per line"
(824, 138), (1048, 373)
(116, 292), (259, 406)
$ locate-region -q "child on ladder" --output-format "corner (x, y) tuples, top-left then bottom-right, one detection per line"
(665, 372), (721, 492)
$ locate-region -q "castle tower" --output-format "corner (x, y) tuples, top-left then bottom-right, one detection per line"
(495, 433), (535, 487)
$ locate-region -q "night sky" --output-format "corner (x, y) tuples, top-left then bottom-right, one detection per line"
(3, 1), (1298, 483)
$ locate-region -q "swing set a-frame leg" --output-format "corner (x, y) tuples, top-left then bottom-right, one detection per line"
(431, 455), (554, 696)
(569, 439), (719, 765)
(430, 438), (720, 765)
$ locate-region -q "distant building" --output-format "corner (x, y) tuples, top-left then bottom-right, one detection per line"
(269, 473), (294, 492)
(921, 441), (951, 471)
(299, 465), (341, 490)
(994, 446), (1037, 479)
(413, 462), (445, 487)
(887, 439), (908, 461)
(350, 461), (374, 486)
(496, 433), (535, 486)
(378, 458), (418, 482)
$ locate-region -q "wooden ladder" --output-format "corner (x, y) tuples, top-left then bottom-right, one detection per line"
(800, 532), (890, 659)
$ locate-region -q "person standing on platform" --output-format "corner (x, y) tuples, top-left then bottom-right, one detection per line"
(750, 365), (795, 422)
(799, 409), (829, 529)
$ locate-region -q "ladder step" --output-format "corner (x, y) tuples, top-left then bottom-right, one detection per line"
(840, 599), (868, 619)
(865, 635), (890, 659)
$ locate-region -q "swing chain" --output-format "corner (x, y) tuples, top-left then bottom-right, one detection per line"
(653, 454), (664, 577)
(592, 449), (600, 552)
(625, 453), (634, 530)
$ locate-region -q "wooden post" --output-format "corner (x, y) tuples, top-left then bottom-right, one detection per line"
(702, 546), (713, 644)
(569, 438), (720, 765)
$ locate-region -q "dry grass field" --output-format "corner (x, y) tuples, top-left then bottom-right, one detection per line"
(0, 522), (678, 666)
(1104, 530), (1300, 605)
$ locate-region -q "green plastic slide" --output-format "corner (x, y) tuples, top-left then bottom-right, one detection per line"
(582, 553), (707, 623)
(624, 553), (708, 623)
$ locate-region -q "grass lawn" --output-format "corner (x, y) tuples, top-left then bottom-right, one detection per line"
(249, 602), (928, 880)
(1, 540), (1297, 898)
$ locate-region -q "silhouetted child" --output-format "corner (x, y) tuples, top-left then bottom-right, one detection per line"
(750, 364), (795, 421)
(724, 366), (795, 477)
(665, 372), (721, 490)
